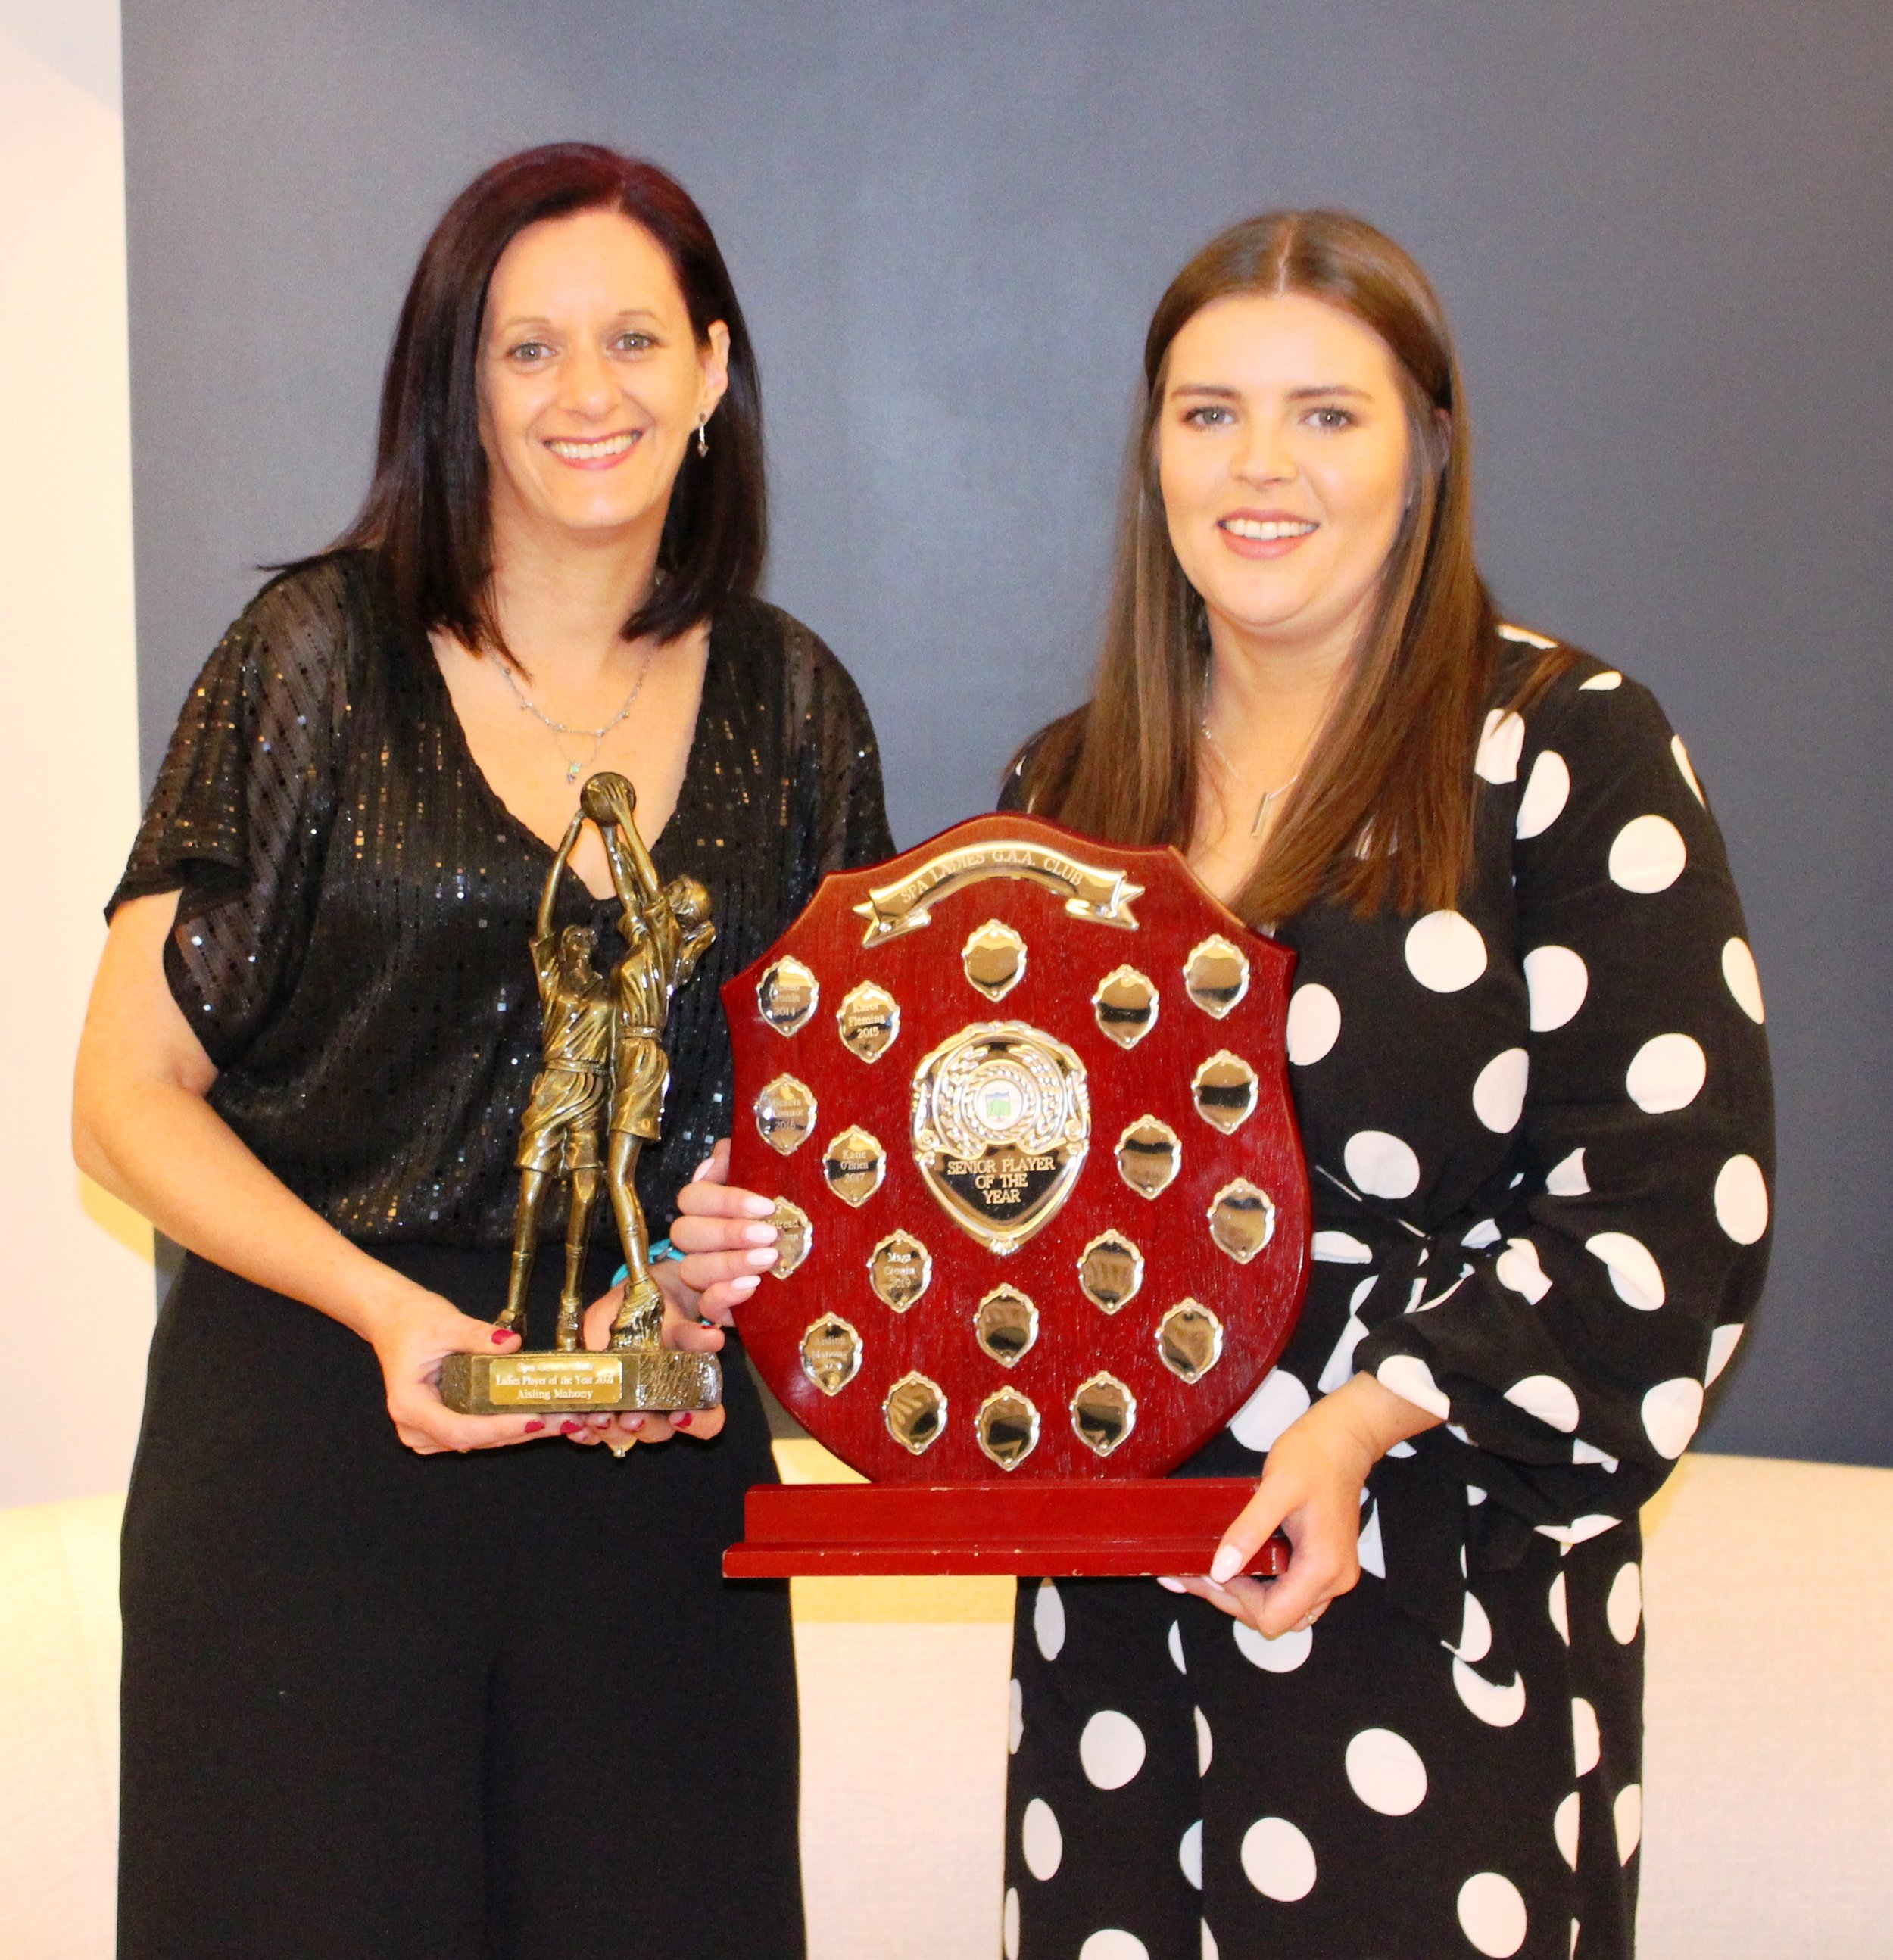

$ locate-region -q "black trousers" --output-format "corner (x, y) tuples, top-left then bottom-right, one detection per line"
(119, 1246), (803, 1960)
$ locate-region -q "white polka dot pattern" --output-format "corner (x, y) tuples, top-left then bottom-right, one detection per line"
(1286, 982), (1341, 1064)
(1473, 1049), (1530, 1133)
(1228, 1366), (1310, 1451)
(1079, 1710), (1146, 1790)
(1449, 1590), (1493, 1662)
(1722, 937), (1765, 1021)
(1009, 1678), (1023, 1753)
(1376, 1353), (1451, 1419)
(1457, 1872), (1529, 1956)
(1344, 1128), (1421, 1197)
(1476, 709), (1526, 784)
(1548, 1569), (1570, 1644)
(1586, 1232), (1666, 1310)
(1516, 749), (1570, 838)
(1404, 910), (1489, 991)
(1545, 1147), (1589, 1195)
(1626, 1033), (1706, 1112)
(1580, 668), (1623, 690)
(1167, 1619), (1187, 1674)
(1003, 1887), (1020, 1960)
(1193, 1705), (1212, 1775)
(1524, 946), (1588, 1030)
(1555, 1791), (1581, 1869)
(1495, 1237), (1552, 1304)
(1572, 1697), (1601, 1776)
(1022, 1796), (1062, 1879)
(1714, 1154), (1768, 1243)
(1240, 1817), (1316, 1902)
(1641, 1377), (1703, 1458)
(1505, 1373), (1580, 1433)
(1614, 1783), (1643, 1863)
(1179, 1819), (1203, 1889)
(1079, 1931), (1149, 1960)
(1200, 1921), (1218, 1960)
(1608, 814), (1687, 893)
(1671, 736), (1704, 803)
(1606, 1562), (1642, 1644)
(1706, 1323), (1745, 1385)
(1034, 1578), (1066, 1660)
(1345, 1727), (1428, 1814)
(1452, 1660), (1526, 1726)
(1233, 1619), (1313, 1674)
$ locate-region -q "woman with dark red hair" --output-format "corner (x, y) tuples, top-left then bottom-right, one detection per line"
(76, 145), (888, 1957)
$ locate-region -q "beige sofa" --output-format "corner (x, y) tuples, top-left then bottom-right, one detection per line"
(5, 1451), (1888, 1959)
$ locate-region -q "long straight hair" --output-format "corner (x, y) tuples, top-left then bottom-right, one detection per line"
(329, 143), (765, 662)
(1017, 210), (1554, 921)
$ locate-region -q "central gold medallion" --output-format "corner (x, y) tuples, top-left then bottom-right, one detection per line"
(909, 1020), (1090, 1254)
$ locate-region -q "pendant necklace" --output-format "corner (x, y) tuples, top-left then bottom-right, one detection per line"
(499, 645), (657, 784)
(1200, 717), (1302, 836)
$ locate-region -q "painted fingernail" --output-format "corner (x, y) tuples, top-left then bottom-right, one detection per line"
(742, 1223), (779, 1245)
(746, 1247), (778, 1267)
(491, 1326), (514, 1344)
(1209, 1545), (1243, 1584)
(672, 1411), (694, 1429)
(524, 1419), (546, 1433)
(560, 1420), (583, 1435)
(1156, 1575), (1187, 1593)
(741, 1194), (776, 1217)
(691, 1158), (715, 1182)
(730, 1274), (762, 1295)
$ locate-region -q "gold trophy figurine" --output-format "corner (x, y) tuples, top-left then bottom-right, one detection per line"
(440, 772), (722, 1419)
(584, 771), (717, 1348)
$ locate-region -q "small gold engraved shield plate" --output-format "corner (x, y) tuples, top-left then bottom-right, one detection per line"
(1184, 936), (1252, 1018)
(1092, 964), (1159, 1049)
(837, 981), (900, 1062)
(976, 1387), (1041, 1471)
(756, 1073), (817, 1154)
(487, 1354), (625, 1406)
(800, 1313), (862, 1396)
(973, 1285), (1039, 1366)
(867, 1229), (932, 1310)
(757, 957), (819, 1034)
(769, 1199), (812, 1277)
(883, 1370), (946, 1454)
(823, 1126), (886, 1207)
(1071, 1371), (1137, 1457)
(1191, 1051), (1259, 1133)
(1116, 1115), (1181, 1199)
(962, 919), (1028, 1000)
(910, 1021), (1090, 1254)
(1208, 1178), (1277, 1263)
(1077, 1229), (1145, 1312)
(1157, 1299), (1225, 1383)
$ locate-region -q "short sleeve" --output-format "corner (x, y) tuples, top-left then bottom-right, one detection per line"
(111, 559), (356, 1069)
(1355, 662), (1774, 1547)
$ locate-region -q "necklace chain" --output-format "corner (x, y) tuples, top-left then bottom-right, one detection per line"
(498, 647), (657, 784)
(1200, 716), (1302, 837)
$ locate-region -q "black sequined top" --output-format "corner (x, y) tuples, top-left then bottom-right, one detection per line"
(111, 550), (893, 1247)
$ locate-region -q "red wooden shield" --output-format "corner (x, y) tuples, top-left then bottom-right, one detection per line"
(724, 814), (1310, 1488)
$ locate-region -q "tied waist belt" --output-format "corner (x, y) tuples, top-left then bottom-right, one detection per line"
(547, 1058), (610, 1077)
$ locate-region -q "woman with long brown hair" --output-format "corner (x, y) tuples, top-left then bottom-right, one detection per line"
(74, 145), (890, 1956)
(1000, 213), (1771, 1958)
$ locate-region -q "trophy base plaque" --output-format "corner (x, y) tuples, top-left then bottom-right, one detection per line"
(723, 1479), (1290, 1578)
(441, 1348), (722, 1416)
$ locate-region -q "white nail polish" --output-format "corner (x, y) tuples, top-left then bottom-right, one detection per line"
(1209, 1545), (1243, 1584)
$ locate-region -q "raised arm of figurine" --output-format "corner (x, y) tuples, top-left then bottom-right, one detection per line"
(580, 772), (663, 927)
(530, 811), (588, 998)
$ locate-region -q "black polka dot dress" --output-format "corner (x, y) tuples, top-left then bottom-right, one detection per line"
(1001, 637), (1774, 1960)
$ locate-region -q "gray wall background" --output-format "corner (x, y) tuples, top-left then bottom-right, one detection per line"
(123, 1), (1893, 1467)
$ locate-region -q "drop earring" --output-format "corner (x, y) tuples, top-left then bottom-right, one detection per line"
(695, 417), (709, 459)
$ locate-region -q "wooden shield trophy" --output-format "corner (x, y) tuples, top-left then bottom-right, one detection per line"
(721, 815), (1309, 1577)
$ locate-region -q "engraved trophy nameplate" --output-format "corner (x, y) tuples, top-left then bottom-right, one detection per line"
(720, 814), (1309, 1575)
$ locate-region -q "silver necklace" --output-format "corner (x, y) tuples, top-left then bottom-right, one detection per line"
(498, 647), (656, 784)
(1201, 717), (1302, 836)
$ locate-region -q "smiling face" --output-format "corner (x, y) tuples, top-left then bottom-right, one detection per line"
(477, 207), (729, 553)
(1157, 290), (1415, 666)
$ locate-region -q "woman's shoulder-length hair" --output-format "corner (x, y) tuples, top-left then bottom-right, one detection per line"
(1013, 208), (1567, 924)
(330, 142), (765, 659)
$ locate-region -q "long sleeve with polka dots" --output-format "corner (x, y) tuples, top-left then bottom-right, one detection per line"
(1349, 656), (1774, 1546)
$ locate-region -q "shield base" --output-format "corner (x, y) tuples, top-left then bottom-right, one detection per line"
(722, 1479), (1290, 1578)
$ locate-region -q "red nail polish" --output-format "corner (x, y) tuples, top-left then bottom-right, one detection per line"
(524, 1419), (546, 1433)
(560, 1419), (583, 1435)
(491, 1327), (513, 1345)
(673, 1410), (694, 1429)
